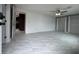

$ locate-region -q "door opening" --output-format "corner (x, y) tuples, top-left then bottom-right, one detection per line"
(16, 13), (25, 32)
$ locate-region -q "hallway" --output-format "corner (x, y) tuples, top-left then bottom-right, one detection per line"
(3, 31), (79, 54)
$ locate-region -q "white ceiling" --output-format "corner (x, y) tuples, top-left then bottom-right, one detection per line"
(16, 4), (79, 16)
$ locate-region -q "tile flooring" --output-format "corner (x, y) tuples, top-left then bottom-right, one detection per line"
(2, 31), (79, 54)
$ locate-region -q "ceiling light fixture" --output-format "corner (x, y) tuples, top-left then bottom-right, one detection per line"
(56, 12), (61, 16)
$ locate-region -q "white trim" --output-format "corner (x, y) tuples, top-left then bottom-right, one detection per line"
(12, 5), (16, 39)
(68, 16), (71, 32)
(65, 17), (67, 32)
(56, 18), (58, 32)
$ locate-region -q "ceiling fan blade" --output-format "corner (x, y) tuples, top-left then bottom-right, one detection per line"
(61, 10), (67, 13)
(62, 6), (72, 10)
(66, 6), (72, 9)
(49, 11), (56, 12)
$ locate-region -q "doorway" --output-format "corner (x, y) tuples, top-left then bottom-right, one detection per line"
(16, 13), (25, 33)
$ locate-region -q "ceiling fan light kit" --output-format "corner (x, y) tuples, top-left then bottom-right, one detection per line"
(56, 13), (61, 16)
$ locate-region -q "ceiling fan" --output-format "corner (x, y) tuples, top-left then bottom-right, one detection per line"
(49, 6), (72, 16)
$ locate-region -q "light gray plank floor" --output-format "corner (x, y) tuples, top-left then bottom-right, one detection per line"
(2, 31), (79, 54)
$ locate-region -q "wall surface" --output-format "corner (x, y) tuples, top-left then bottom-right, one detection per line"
(25, 11), (55, 34)
(0, 26), (2, 53)
(70, 15), (79, 34)
(56, 15), (79, 34)
(0, 4), (2, 53)
(2, 5), (6, 44)
(6, 5), (11, 43)
(16, 5), (56, 34)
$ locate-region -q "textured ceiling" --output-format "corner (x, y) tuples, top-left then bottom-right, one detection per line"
(16, 4), (79, 16)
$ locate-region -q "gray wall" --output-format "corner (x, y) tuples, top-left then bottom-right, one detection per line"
(6, 5), (11, 43)
(56, 15), (79, 34)
(70, 15), (79, 34)
(0, 4), (2, 54)
(2, 5), (6, 44)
